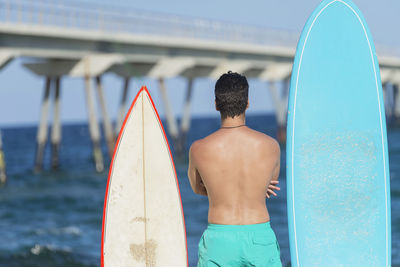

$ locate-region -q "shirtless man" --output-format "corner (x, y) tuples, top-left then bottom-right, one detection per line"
(188, 71), (282, 266)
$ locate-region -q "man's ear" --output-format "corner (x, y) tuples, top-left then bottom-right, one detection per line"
(246, 99), (249, 110)
(215, 100), (218, 111)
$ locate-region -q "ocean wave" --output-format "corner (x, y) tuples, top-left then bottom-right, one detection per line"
(0, 244), (98, 267)
(30, 244), (72, 256)
(34, 226), (81, 236)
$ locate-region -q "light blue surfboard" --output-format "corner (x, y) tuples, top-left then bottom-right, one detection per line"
(286, 0), (391, 266)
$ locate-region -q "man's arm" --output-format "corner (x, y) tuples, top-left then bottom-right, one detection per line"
(271, 141), (281, 182)
(266, 139), (281, 198)
(188, 142), (208, 196)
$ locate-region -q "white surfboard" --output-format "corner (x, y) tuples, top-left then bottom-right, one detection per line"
(101, 86), (188, 266)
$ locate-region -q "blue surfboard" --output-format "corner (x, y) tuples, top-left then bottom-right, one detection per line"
(286, 0), (391, 266)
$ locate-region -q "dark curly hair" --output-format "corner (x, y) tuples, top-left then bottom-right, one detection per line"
(215, 71), (249, 119)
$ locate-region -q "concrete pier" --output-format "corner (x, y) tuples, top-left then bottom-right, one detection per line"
(267, 78), (289, 144)
(394, 84), (400, 124)
(383, 83), (391, 119)
(95, 76), (115, 158)
(0, 0), (398, 168)
(0, 130), (6, 185)
(25, 59), (116, 171)
(51, 77), (61, 169)
(116, 77), (130, 136)
(178, 78), (194, 154)
(158, 78), (180, 153)
(34, 77), (51, 172)
(84, 75), (104, 172)
(259, 63), (292, 144)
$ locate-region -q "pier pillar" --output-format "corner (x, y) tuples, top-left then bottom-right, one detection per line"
(394, 84), (400, 124)
(84, 75), (104, 172)
(268, 80), (288, 144)
(95, 76), (115, 158)
(51, 77), (62, 169)
(116, 77), (130, 136)
(34, 77), (52, 172)
(260, 63), (291, 144)
(0, 130), (6, 185)
(383, 83), (394, 121)
(178, 78), (194, 154)
(158, 78), (180, 152)
(382, 83), (387, 119)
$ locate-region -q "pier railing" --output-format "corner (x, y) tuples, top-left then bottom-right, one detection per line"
(0, 0), (299, 47)
(0, 0), (398, 57)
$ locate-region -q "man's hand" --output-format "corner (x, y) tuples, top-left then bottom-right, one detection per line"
(266, 180), (280, 198)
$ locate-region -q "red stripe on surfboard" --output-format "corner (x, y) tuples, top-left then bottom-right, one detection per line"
(100, 86), (189, 267)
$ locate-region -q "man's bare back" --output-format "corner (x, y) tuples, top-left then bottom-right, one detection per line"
(188, 124), (280, 225)
(193, 72), (283, 266)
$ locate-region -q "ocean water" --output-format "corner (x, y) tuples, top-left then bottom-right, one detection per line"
(0, 114), (398, 266)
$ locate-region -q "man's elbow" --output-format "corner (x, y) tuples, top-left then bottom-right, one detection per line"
(272, 169), (280, 182)
(194, 186), (208, 196)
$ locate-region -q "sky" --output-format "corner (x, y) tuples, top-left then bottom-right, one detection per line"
(0, 0), (399, 127)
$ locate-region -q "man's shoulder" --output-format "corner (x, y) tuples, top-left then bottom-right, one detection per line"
(189, 132), (218, 156)
(190, 129), (280, 155)
(248, 128), (279, 145)
(189, 138), (207, 156)
(247, 129), (280, 155)
(192, 131), (219, 146)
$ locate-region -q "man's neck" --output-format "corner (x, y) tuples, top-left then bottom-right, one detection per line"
(220, 114), (246, 128)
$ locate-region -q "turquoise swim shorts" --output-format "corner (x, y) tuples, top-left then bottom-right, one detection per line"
(197, 221), (282, 267)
